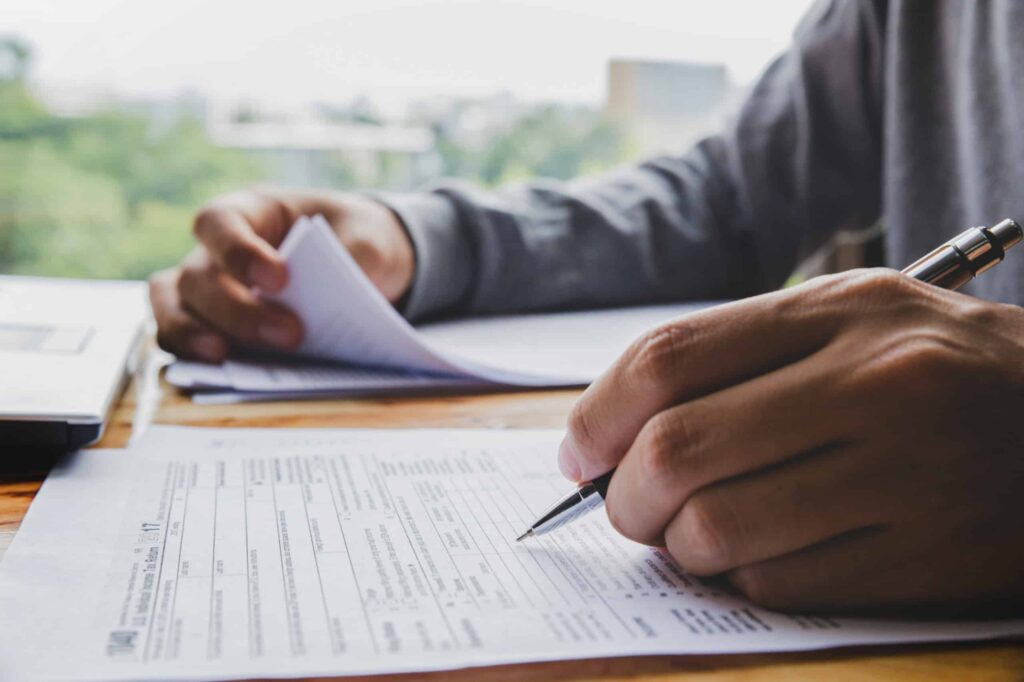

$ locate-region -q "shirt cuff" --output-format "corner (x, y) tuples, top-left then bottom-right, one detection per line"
(372, 191), (473, 321)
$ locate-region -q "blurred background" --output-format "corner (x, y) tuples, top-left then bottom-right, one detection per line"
(2, 0), (814, 280)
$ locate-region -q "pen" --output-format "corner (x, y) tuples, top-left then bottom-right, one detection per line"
(515, 218), (1024, 542)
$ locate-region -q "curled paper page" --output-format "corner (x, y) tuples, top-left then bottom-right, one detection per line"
(166, 215), (715, 400)
(264, 214), (710, 385)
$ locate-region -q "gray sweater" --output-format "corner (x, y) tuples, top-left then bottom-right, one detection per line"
(381, 0), (1024, 321)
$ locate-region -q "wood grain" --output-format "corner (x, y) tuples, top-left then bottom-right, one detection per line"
(1, 348), (1021, 681)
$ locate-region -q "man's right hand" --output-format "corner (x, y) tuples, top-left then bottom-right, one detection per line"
(149, 187), (415, 362)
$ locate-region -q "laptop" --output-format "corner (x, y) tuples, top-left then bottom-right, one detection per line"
(0, 276), (147, 452)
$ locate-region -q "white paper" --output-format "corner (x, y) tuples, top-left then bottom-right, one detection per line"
(223, 358), (483, 393)
(165, 217), (713, 400)
(265, 216), (476, 377)
(168, 358), (486, 403)
(261, 215), (711, 385)
(417, 304), (707, 382)
(167, 299), (706, 399)
(165, 360), (231, 390)
(167, 215), (714, 399)
(2, 427), (1022, 682)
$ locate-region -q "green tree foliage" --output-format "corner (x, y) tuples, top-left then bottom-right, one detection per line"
(0, 36), (262, 280)
(0, 35), (632, 281)
(436, 105), (632, 187)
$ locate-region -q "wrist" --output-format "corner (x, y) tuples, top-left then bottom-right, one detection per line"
(378, 206), (416, 303)
(371, 191), (472, 321)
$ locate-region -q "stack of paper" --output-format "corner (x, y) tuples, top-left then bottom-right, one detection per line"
(167, 215), (716, 402)
(2, 426), (1022, 682)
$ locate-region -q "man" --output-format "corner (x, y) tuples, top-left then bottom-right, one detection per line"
(151, 0), (1024, 614)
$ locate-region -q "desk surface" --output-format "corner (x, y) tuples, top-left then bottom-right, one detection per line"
(1, 352), (1022, 682)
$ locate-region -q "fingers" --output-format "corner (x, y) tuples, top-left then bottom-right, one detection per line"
(724, 492), (1024, 613)
(725, 528), (898, 612)
(560, 286), (843, 482)
(604, 349), (857, 548)
(149, 267), (228, 362)
(192, 192), (290, 292)
(177, 250), (303, 349)
(661, 443), (886, 576)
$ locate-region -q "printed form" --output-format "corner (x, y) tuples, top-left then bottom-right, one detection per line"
(2, 427), (1023, 682)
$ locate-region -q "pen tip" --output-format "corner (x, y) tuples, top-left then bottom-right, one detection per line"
(515, 529), (533, 542)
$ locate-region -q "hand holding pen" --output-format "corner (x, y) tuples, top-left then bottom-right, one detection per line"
(519, 220), (1024, 613)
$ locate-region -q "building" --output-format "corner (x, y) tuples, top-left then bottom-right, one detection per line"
(606, 58), (732, 156)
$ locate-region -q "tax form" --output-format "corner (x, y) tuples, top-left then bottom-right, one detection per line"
(2, 427), (1023, 682)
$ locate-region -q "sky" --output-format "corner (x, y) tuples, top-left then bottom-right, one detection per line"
(6, 0), (816, 111)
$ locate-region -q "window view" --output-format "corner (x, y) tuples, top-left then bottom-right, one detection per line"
(9, 4), (1024, 675)
(3, 0), (812, 280)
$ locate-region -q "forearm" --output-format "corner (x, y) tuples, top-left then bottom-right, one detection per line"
(382, 0), (885, 322)
(379, 139), (759, 321)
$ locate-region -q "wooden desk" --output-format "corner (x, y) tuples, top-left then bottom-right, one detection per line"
(1, 354), (1022, 681)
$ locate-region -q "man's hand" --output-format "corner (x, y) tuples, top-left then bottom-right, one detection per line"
(149, 187), (415, 362)
(561, 269), (1024, 613)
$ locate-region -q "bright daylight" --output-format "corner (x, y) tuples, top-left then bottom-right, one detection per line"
(3, 0), (812, 278)
(3, 2), (1024, 682)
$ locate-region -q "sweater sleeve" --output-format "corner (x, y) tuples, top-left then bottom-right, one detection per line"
(379, 0), (887, 321)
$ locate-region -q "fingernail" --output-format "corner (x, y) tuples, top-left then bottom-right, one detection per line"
(190, 333), (225, 362)
(258, 321), (299, 348)
(250, 261), (285, 291)
(558, 436), (582, 482)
